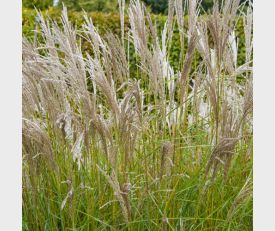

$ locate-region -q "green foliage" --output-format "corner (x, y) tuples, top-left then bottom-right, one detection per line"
(58, 0), (81, 11)
(23, 130), (252, 230)
(144, 0), (250, 14)
(143, 0), (168, 14)
(22, 8), (247, 68)
(22, 0), (119, 12)
(22, 0), (52, 10)
(22, 0), (251, 13)
(58, 0), (115, 12)
(22, 8), (123, 39)
(76, 0), (118, 12)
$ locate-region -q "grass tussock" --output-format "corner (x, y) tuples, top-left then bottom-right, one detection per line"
(23, 0), (253, 230)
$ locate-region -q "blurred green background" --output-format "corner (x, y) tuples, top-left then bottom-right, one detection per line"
(22, 0), (250, 13)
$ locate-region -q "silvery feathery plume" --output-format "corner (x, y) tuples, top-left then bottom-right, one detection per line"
(23, 119), (54, 161)
(167, 0), (175, 46)
(118, 0), (126, 46)
(175, 0), (185, 50)
(205, 137), (239, 181)
(56, 100), (73, 141)
(71, 133), (84, 170)
(243, 2), (253, 63)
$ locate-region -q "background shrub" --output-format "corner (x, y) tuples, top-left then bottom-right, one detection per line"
(22, 8), (247, 69)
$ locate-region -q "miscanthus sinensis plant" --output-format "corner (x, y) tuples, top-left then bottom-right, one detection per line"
(23, 0), (253, 230)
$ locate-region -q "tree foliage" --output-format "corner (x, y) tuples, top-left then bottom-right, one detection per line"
(144, 0), (250, 14)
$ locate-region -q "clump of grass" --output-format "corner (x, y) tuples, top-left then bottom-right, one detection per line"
(23, 0), (253, 230)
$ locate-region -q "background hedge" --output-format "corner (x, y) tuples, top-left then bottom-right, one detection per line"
(22, 8), (246, 69)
